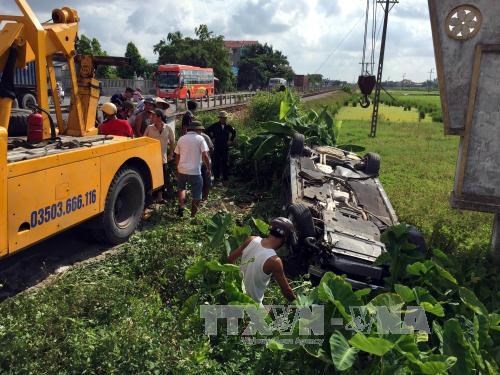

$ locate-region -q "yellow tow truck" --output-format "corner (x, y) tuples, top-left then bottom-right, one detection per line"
(0, 1), (163, 258)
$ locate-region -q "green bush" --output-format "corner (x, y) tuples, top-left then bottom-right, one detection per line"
(431, 111), (443, 122)
(248, 91), (285, 124)
(351, 101), (358, 107)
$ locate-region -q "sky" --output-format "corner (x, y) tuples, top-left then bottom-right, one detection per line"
(2, 0), (436, 82)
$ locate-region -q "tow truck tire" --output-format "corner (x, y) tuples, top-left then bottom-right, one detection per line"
(363, 152), (381, 175)
(290, 133), (305, 157)
(8, 109), (31, 136)
(287, 203), (316, 240)
(21, 93), (37, 109)
(93, 167), (145, 245)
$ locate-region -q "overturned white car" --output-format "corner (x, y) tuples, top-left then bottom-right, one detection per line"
(282, 134), (424, 289)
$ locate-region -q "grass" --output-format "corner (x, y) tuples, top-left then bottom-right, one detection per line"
(337, 105), (433, 123)
(337, 119), (492, 252)
(0, 187), (286, 374)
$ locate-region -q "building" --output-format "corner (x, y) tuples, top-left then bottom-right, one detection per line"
(223, 40), (259, 76)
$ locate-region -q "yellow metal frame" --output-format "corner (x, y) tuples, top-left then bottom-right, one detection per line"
(0, 1), (164, 257)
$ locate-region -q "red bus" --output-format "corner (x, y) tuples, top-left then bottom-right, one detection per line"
(156, 64), (215, 100)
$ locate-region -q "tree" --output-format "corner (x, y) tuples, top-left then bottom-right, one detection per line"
(153, 25), (234, 92)
(117, 42), (151, 79)
(236, 43), (294, 90)
(75, 34), (114, 78)
(307, 74), (323, 88)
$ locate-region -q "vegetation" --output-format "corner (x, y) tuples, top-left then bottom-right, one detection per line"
(236, 43), (294, 90)
(117, 42), (155, 79)
(76, 34), (115, 78)
(0, 90), (498, 373)
(153, 25), (234, 92)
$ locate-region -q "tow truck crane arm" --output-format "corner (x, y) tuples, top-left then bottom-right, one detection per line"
(0, 0), (101, 139)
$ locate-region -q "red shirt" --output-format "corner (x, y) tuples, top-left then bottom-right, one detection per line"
(99, 118), (134, 137)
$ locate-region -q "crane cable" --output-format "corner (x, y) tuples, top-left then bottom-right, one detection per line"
(361, 0), (370, 75)
(370, 0), (377, 74)
(314, 13), (365, 74)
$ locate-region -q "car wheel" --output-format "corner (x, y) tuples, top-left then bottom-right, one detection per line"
(21, 93), (37, 109)
(362, 152), (381, 175)
(287, 203), (316, 243)
(91, 167), (145, 245)
(407, 225), (426, 256)
(289, 133), (305, 157)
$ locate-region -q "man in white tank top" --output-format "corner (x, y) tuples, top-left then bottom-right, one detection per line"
(228, 218), (296, 304)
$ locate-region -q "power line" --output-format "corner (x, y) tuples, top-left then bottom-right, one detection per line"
(314, 13), (365, 74)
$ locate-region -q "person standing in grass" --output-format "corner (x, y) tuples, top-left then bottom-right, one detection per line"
(144, 109), (175, 203)
(206, 111), (236, 184)
(174, 121), (211, 217)
(228, 218), (296, 304)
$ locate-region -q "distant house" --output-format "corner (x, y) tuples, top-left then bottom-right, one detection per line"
(223, 40), (259, 76)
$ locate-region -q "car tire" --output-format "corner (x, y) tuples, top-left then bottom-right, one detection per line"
(289, 133), (305, 157)
(287, 203), (316, 241)
(363, 152), (381, 175)
(407, 225), (426, 256)
(91, 167), (145, 245)
(21, 93), (37, 109)
(8, 109), (31, 136)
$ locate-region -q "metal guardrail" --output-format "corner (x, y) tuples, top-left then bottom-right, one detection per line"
(170, 92), (257, 112)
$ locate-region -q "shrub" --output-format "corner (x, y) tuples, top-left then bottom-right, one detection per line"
(351, 101), (357, 107)
(431, 111), (443, 122)
(419, 110), (426, 121)
(248, 91), (286, 124)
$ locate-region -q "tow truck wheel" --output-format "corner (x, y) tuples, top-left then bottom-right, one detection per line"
(289, 133), (305, 157)
(93, 167), (145, 245)
(287, 204), (316, 247)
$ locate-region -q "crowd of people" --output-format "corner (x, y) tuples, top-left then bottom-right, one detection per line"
(99, 87), (296, 304)
(97, 87), (236, 219)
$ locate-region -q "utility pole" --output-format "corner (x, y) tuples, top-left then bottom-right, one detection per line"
(427, 68), (434, 93)
(370, 0), (398, 138)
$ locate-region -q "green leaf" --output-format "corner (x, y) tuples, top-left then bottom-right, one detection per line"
(420, 301), (445, 317)
(433, 262), (458, 284)
(432, 320), (444, 353)
(185, 260), (207, 280)
(417, 355), (457, 374)
(443, 319), (475, 375)
(252, 218), (269, 236)
(252, 134), (283, 160)
(260, 121), (295, 136)
(394, 284), (415, 303)
(406, 261), (429, 276)
(354, 288), (372, 299)
(329, 331), (358, 371)
(205, 260), (240, 274)
(489, 313), (500, 332)
(266, 339), (294, 352)
(349, 332), (395, 356)
(206, 212), (233, 249)
(317, 273), (362, 322)
(459, 287), (488, 315)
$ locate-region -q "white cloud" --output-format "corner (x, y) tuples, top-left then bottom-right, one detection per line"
(1, 0), (436, 81)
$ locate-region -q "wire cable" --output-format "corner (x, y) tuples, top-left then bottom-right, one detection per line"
(314, 13), (365, 74)
(361, 0), (370, 75)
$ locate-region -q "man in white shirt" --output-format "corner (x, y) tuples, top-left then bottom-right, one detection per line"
(144, 109), (176, 203)
(228, 217), (296, 303)
(174, 121), (211, 217)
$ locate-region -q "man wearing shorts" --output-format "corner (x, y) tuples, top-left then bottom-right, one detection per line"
(174, 121), (211, 218)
